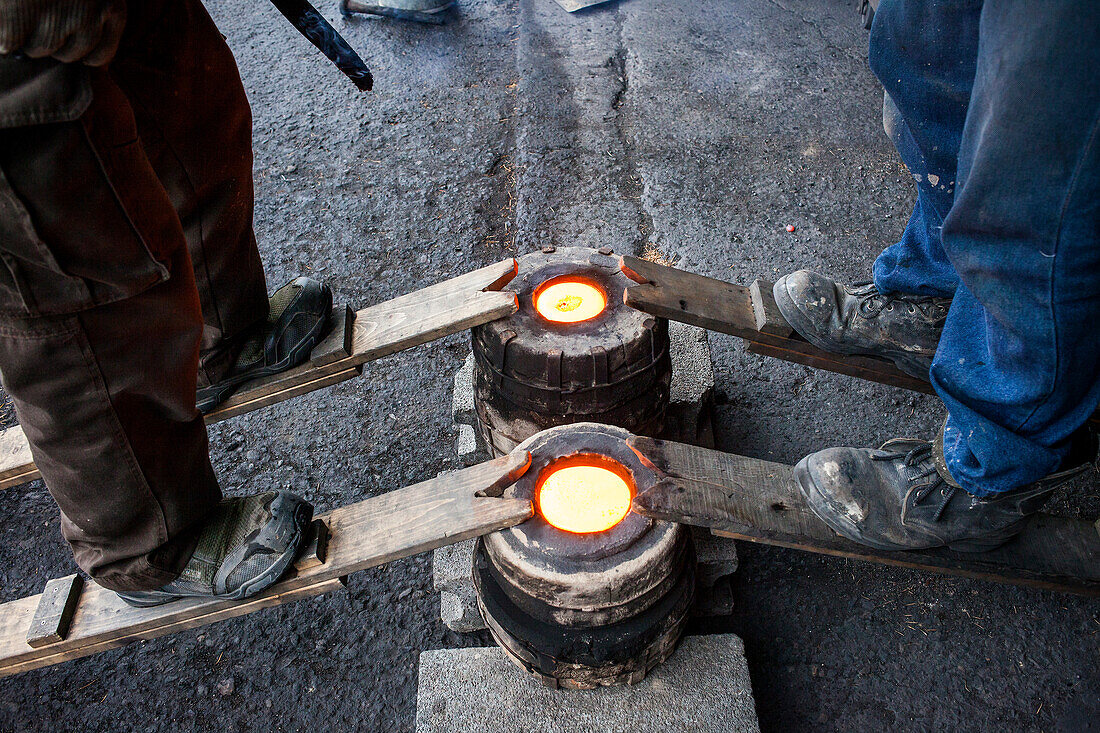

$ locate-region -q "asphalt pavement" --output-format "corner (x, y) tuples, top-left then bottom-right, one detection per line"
(0, 0), (1097, 730)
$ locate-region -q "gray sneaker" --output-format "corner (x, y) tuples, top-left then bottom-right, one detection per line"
(792, 427), (1098, 552)
(116, 491), (313, 607)
(772, 271), (950, 379)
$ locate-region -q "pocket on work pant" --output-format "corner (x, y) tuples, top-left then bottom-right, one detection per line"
(0, 69), (184, 319)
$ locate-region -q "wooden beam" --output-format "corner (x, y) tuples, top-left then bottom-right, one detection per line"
(629, 436), (1100, 597)
(620, 255), (762, 341)
(621, 257), (1097, 420)
(0, 450), (533, 678)
(0, 259), (520, 490)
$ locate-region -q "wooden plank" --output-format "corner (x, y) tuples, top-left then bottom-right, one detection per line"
(628, 436), (1100, 597)
(25, 575), (83, 649)
(339, 259), (518, 366)
(0, 259), (521, 490)
(0, 450), (533, 678)
(745, 340), (937, 395)
(621, 255), (925, 376)
(622, 258), (1100, 421)
(310, 304), (355, 368)
(0, 426), (37, 491)
(621, 255), (762, 341)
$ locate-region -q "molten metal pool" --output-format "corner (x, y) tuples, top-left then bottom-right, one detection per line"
(536, 457), (633, 534)
(534, 276), (608, 323)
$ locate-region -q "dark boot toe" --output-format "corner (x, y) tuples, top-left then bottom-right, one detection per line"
(795, 447), (873, 540)
(772, 271), (847, 349)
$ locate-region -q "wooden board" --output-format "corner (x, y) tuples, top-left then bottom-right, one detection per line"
(628, 436), (1100, 597)
(0, 450), (533, 678)
(0, 427), (38, 491)
(0, 259), (520, 491)
(621, 257), (1096, 418)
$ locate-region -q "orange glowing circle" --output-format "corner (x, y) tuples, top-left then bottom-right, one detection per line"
(534, 278), (608, 323)
(537, 460), (633, 534)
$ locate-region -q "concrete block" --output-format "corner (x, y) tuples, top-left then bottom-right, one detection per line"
(433, 539), (485, 632)
(439, 587), (484, 633)
(415, 634), (760, 733)
(663, 323), (716, 448)
(432, 538), (475, 592)
(455, 424), (486, 466)
(693, 527), (738, 617)
(669, 322), (714, 408)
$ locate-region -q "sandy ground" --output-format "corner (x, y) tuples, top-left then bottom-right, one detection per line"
(0, 0), (1097, 730)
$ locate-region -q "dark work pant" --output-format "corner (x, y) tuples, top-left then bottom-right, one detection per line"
(0, 0), (268, 591)
(869, 0), (1100, 496)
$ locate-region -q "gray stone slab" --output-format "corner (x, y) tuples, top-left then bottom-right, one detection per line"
(432, 537), (475, 592)
(432, 539), (484, 632)
(415, 634), (759, 733)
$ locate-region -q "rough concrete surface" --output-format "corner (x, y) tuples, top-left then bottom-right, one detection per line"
(415, 634), (760, 733)
(0, 0), (1096, 731)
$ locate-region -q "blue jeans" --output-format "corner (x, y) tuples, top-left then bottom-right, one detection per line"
(868, 0), (1100, 496)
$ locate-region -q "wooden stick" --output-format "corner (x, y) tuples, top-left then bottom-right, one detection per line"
(629, 436), (1100, 597)
(0, 450), (533, 678)
(0, 259), (520, 491)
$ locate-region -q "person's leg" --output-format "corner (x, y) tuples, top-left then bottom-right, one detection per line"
(868, 0), (981, 298)
(107, 0), (269, 387)
(933, 0), (1100, 495)
(0, 67), (220, 590)
(769, 0), (977, 378)
(789, 0), (1100, 552)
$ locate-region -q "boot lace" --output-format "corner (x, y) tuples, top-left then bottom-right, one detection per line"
(870, 442), (958, 521)
(850, 281), (947, 321)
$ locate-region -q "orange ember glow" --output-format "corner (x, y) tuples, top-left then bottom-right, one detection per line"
(537, 458), (633, 534)
(534, 278), (608, 323)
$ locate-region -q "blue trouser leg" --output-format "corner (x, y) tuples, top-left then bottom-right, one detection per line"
(868, 0), (980, 298)
(933, 1), (1100, 495)
(868, 0), (1100, 495)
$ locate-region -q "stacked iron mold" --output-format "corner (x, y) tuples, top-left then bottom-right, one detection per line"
(471, 247), (672, 457)
(474, 423), (696, 689)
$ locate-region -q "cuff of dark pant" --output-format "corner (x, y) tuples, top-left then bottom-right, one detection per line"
(92, 521), (205, 592)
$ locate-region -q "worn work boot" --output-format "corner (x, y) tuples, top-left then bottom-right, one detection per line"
(793, 427), (1099, 552)
(197, 277), (333, 413)
(772, 271), (951, 379)
(116, 491), (313, 607)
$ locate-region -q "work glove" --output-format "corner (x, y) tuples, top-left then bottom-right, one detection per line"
(0, 0), (126, 66)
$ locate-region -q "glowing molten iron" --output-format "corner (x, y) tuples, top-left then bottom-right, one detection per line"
(537, 458), (633, 534)
(534, 278), (607, 324)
